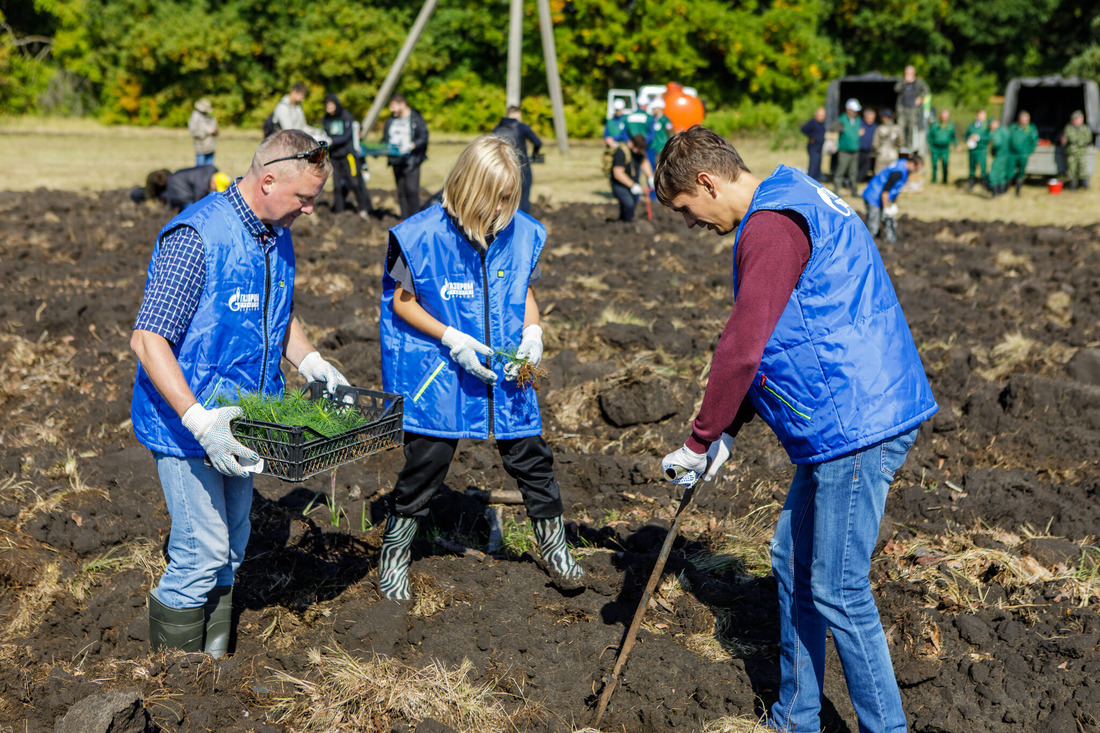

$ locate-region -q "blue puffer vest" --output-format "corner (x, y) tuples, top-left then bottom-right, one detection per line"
(734, 165), (937, 464)
(380, 204), (543, 439)
(861, 158), (909, 207)
(131, 192), (295, 457)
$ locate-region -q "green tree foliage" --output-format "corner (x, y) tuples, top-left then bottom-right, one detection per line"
(3, 0), (1097, 135)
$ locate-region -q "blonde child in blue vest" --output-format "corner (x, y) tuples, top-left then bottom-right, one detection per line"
(377, 135), (584, 600)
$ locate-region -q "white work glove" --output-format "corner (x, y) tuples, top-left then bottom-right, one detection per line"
(505, 324), (544, 381)
(661, 444), (709, 486)
(884, 203), (899, 218)
(181, 404), (259, 478)
(703, 433), (735, 481)
(629, 183), (643, 196)
(298, 351), (350, 395)
(647, 176), (655, 189)
(441, 326), (497, 384)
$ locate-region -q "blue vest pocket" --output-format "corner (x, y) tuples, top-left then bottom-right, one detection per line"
(758, 374), (813, 424)
(411, 359), (447, 404)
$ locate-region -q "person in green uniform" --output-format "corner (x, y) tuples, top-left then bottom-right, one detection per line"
(1007, 110), (1039, 196)
(624, 105), (652, 141)
(926, 108), (957, 184)
(964, 109), (991, 191)
(1061, 110), (1093, 190)
(832, 98), (864, 197)
(987, 119), (1009, 196)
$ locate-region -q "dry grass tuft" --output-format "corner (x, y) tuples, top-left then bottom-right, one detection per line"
(976, 331), (1036, 382)
(994, 249), (1034, 275)
(700, 713), (774, 732)
(265, 645), (514, 732)
(68, 538), (166, 603)
(411, 574), (449, 619)
(4, 562), (62, 636)
(686, 503), (778, 582)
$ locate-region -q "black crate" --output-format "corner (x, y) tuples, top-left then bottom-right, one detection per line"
(230, 382), (403, 482)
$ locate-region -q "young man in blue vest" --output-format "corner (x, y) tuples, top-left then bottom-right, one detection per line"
(861, 154), (923, 244)
(655, 126), (936, 733)
(131, 130), (349, 656)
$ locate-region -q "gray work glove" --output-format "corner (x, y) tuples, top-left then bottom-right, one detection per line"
(703, 433), (735, 481)
(181, 404), (259, 478)
(505, 324), (543, 381)
(441, 326), (497, 384)
(661, 444), (709, 486)
(297, 351), (351, 395)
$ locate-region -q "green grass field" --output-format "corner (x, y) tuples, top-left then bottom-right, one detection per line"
(2, 116), (1097, 226)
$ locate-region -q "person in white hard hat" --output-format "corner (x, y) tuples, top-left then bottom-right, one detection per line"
(830, 98), (864, 197)
(603, 98), (630, 148)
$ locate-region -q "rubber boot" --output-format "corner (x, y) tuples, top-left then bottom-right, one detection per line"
(203, 585), (233, 659)
(967, 176), (975, 191)
(1081, 178), (1089, 190)
(378, 515), (418, 600)
(1015, 178), (1023, 196)
(533, 516), (585, 590)
(148, 591), (204, 653)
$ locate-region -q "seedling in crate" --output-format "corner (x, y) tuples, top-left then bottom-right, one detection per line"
(223, 388), (368, 437)
(494, 347), (549, 391)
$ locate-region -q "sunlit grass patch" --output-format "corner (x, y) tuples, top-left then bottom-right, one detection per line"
(4, 562), (62, 637)
(700, 712), (774, 732)
(68, 537), (165, 603)
(265, 645), (513, 732)
(686, 503), (778, 582)
(597, 306), (648, 327)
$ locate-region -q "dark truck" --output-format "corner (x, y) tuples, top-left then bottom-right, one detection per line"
(1000, 75), (1099, 178)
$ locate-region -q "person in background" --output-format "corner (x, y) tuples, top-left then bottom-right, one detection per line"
(377, 135), (586, 601)
(872, 108), (902, 174)
(131, 130), (346, 656)
(655, 125), (936, 733)
(894, 65), (929, 151)
(1061, 110), (1093, 191)
(188, 98), (218, 167)
(646, 100), (673, 171)
(131, 165), (230, 211)
(987, 119), (1009, 197)
(382, 93), (429, 219)
(800, 107), (827, 182)
(831, 98), (863, 198)
(964, 109), (991, 192)
(609, 133), (654, 223)
(1006, 110), (1039, 196)
(862, 153), (923, 243)
(492, 105), (543, 214)
(926, 108), (957, 184)
(603, 99), (630, 148)
(857, 107), (878, 182)
(322, 93), (374, 219)
(273, 82), (326, 140)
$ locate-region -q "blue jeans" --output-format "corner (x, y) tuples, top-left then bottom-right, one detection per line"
(195, 152), (215, 167)
(769, 428), (917, 733)
(152, 452), (253, 609)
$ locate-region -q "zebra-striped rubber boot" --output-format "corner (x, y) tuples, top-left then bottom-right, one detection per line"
(533, 516), (585, 589)
(378, 515), (418, 601)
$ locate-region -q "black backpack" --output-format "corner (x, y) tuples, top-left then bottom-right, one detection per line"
(262, 113), (281, 139)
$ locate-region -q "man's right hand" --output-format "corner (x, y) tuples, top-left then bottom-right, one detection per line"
(629, 183), (643, 196)
(181, 404), (258, 478)
(441, 327), (497, 383)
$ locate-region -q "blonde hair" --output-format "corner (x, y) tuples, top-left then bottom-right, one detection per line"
(441, 135), (522, 247)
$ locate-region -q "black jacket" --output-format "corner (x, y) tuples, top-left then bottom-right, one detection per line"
(322, 94), (358, 158)
(492, 117), (542, 167)
(382, 108), (429, 169)
(163, 165), (216, 211)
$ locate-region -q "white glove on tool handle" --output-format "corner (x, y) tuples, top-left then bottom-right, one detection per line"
(506, 324), (544, 381)
(441, 326), (497, 384)
(703, 433), (735, 481)
(662, 444), (709, 486)
(629, 183), (643, 196)
(884, 203), (899, 218)
(182, 404), (260, 478)
(298, 351), (350, 395)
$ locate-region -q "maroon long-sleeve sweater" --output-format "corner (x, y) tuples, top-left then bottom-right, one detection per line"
(684, 209), (812, 454)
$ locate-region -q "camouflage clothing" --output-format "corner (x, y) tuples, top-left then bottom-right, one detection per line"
(1063, 121), (1093, 185)
(873, 121), (903, 172)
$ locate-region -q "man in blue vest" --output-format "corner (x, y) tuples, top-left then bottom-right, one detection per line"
(130, 130), (349, 656)
(654, 126), (936, 733)
(861, 154), (922, 244)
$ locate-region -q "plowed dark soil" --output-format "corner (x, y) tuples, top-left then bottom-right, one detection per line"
(1, 188), (1098, 732)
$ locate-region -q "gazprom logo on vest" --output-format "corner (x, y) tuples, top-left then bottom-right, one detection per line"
(440, 279), (475, 301)
(228, 288), (261, 312)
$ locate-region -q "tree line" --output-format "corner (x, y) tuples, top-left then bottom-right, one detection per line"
(2, 0), (1098, 138)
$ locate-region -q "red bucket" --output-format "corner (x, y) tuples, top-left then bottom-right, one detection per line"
(1048, 179), (1063, 194)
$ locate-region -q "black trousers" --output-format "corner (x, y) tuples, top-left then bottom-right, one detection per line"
(390, 432), (564, 520)
(519, 164), (533, 214)
(331, 153), (373, 214)
(392, 161), (421, 219)
(807, 147), (823, 181)
(610, 180), (638, 222)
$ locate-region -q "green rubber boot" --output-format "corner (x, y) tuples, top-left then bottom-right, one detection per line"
(203, 585), (233, 659)
(147, 591), (204, 653)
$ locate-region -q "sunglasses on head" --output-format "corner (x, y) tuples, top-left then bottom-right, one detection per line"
(263, 141), (329, 167)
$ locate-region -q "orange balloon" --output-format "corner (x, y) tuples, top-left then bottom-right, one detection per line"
(664, 82), (704, 132)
